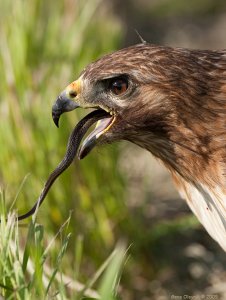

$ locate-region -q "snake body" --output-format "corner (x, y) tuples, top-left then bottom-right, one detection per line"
(17, 110), (107, 221)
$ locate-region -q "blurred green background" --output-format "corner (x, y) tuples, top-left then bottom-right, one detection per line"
(1, 0), (226, 299)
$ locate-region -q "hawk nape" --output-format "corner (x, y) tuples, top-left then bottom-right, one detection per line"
(52, 43), (226, 251)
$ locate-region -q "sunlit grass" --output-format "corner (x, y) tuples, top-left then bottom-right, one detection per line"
(0, 0), (124, 244)
(0, 190), (126, 299)
(0, 0), (127, 298)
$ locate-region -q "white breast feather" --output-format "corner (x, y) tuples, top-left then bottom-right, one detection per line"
(177, 179), (226, 251)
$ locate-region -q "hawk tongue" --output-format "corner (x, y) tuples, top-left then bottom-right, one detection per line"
(78, 117), (113, 159)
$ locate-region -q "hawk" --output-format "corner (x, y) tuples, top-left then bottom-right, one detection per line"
(52, 43), (226, 251)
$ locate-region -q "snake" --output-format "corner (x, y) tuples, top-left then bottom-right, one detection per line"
(15, 109), (107, 221)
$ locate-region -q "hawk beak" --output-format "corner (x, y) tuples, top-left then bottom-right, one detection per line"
(52, 80), (81, 127)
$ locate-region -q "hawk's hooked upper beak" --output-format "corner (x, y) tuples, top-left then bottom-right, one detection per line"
(52, 78), (115, 158)
(52, 80), (81, 127)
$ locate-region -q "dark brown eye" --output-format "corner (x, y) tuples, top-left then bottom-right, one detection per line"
(110, 78), (128, 95)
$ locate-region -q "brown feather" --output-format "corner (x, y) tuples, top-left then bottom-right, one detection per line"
(68, 43), (226, 250)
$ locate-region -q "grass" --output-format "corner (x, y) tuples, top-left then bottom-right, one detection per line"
(0, 189), (126, 299)
(0, 0), (124, 252)
(0, 0), (127, 298)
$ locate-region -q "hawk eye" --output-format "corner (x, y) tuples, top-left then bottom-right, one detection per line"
(110, 77), (128, 95)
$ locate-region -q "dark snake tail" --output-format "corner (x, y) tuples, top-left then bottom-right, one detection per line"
(12, 110), (106, 221)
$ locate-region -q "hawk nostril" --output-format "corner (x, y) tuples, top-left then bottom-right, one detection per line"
(69, 90), (77, 98)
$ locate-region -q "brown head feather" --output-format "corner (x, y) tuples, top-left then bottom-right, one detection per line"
(81, 44), (226, 186)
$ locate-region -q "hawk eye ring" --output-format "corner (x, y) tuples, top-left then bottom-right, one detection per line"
(110, 77), (128, 95)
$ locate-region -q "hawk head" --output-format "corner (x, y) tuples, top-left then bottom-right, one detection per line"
(52, 43), (226, 251)
(52, 44), (181, 163)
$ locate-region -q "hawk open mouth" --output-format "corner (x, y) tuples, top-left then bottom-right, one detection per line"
(77, 110), (115, 159)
